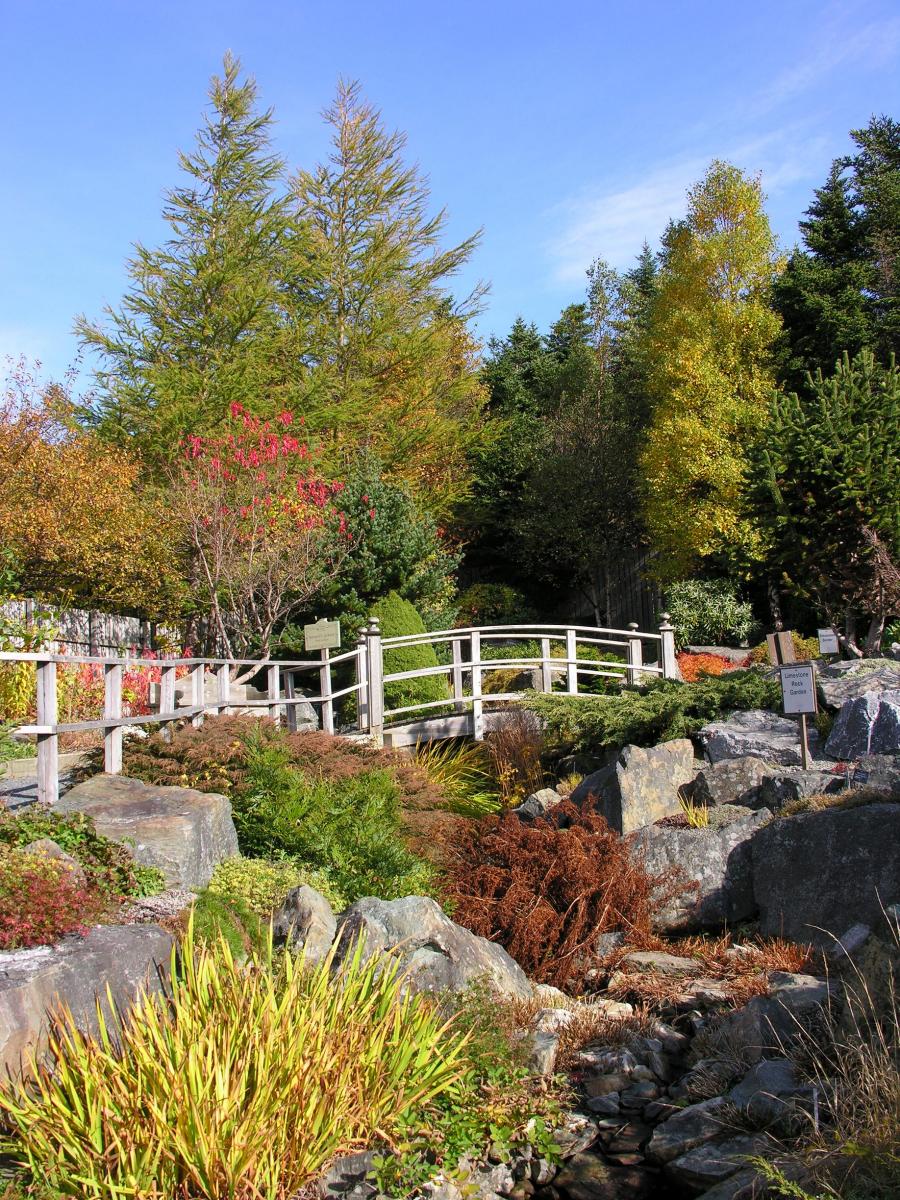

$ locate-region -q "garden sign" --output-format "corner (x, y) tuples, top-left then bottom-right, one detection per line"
(778, 661), (818, 769)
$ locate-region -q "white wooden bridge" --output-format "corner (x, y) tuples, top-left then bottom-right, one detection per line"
(0, 616), (678, 804)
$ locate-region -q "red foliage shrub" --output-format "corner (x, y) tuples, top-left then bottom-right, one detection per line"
(442, 800), (692, 991)
(0, 851), (107, 949)
(677, 652), (738, 682)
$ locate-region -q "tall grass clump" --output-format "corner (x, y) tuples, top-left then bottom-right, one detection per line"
(0, 920), (471, 1200)
(413, 739), (502, 817)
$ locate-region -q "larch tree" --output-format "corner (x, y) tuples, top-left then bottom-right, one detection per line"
(77, 54), (291, 467)
(289, 80), (487, 518)
(638, 160), (783, 581)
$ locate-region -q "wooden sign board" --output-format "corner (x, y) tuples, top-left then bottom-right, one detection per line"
(780, 663), (818, 715)
(766, 631), (796, 666)
(817, 628), (840, 655)
(304, 619), (341, 652)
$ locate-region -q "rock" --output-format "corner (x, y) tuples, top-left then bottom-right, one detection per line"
(667, 1135), (770, 1191)
(333, 896), (532, 999)
(752, 803), (900, 944)
(533, 1007), (576, 1035)
(0, 924), (174, 1078)
(553, 1154), (657, 1200)
(693, 757), (772, 808)
(758, 767), (845, 811)
(629, 810), (769, 932)
(623, 950), (701, 976)
(668, 1058), (744, 1105)
(645, 1096), (730, 1164)
(718, 972), (830, 1063)
(727, 1058), (808, 1126)
(586, 1093), (620, 1115)
(20, 838), (86, 884)
(527, 1031), (560, 1076)
(552, 1111), (599, 1157)
(853, 753), (900, 798)
(817, 658), (900, 709)
(319, 1150), (376, 1200)
(823, 922), (871, 963)
(699, 710), (822, 768)
(513, 788), (562, 821)
(272, 885), (337, 964)
(56, 774), (238, 889)
(825, 690), (900, 759)
(570, 741), (695, 835)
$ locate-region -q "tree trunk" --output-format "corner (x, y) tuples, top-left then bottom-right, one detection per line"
(864, 610), (886, 657)
(767, 580), (784, 631)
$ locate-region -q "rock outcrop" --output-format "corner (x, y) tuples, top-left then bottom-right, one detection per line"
(817, 658), (900, 709)
(692, 756), (771, 809)
(698, 710), (822, 767)
(57, 774), (238, 889)
(570, 740), (696, 834)
(272, 885), (337, 965)
(825, 690), (900, 759)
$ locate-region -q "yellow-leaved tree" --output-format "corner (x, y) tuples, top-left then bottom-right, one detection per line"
(638, 161), (783, 580)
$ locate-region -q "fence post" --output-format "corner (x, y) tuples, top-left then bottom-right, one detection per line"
(452, 637), (464, 712)
(191, 663), (206, 728)
(217, 662), (231, 716)
(320, 649), (334, 735)
(541, 636), (552, 693)
(566, 628), (578, 695)
(103, 662), (123, 774)
(159, 664), (177, 742)
(626, 622), (643, 687)
(267, 663), (281, 726)
(36, 659), (58, 806)
(659, 613), (679, 680)
(356, 633), (369, 732)
(366, 617), (384, 747)
(470, 630), (483, 741)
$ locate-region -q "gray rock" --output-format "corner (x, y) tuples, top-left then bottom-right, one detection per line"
(699, 710), (822, 768)
(823, 922), (871, 964)
(20, 838), (86, 884)
(645, 1096), (730, 1164)
(752, 803), (900, 944)
(818, 658), (900, 709)
(758, 767), (845, 811)
(587, 1093), (621, 1115)
(727, 1058), (808, 1125)
(527, 1030), (560, 1076)
(0, 924), (173, 1078)
(57, 774), (238, 889)
(853, 753), (900, 798)
(553, 1154), (657, 1200)
(668, 1058), (744, 1105)
(570, 740), (696, 834)
(333, 896), (532, 999)
(693, 757), (772, 808)
(825, 690), (900, 759)
(623, 950), (701, 976)
(718, 973), (830, 1063)
(666, 1135), (769, 1191)
(629, 810), (769, 932)
(319, 1150), (376, 1200)
(513, 788), (562, 821)
(272, 885), (337, 964)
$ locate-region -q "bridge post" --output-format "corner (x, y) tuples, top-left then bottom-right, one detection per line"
(470, 630), (483, 741)
(659, 613), (679, 680)
(356, 632), (369, 732)
(451, 637), (464, 712)
(565, 628), (578, 694)
(541, 637), (552, 693)
(366, 616), (384, 747)
(626, 622), (643, 686)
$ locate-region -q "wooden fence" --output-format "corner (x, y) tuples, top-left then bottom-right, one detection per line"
(0, 616), (677, 804)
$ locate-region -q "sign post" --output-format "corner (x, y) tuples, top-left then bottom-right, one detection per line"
(303, 620), (342, 735)
(817, 627), (840, 656)
(779, 662), (818, 770)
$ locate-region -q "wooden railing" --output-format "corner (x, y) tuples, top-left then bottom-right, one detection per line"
(0, 615), (677, 803)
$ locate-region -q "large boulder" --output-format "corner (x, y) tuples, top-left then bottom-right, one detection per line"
(693, 757), (771, 808)
(57, 775), (238, 889)
(333, 895), (532, 1000)
(817, 658), (900, 709)
(272, 885), (337, 965)
(825, 690), (900, 760)
(0, 924), (173, 1078)
(698, 710), (822, 768)
(716, 972), (831, 1062)
(570, 740), (696, 835)
(758, 767), (845, 812)
(854, 753), (900, 799)
(629, 809), (770, 932)
(752, 803), (900, 943)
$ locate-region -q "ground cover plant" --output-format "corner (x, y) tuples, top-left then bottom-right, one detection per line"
(525, 669), (782, 755)
(0, 922), (474, 1200)
(442, 798), (691, 990)
(0, 849), (109, 950)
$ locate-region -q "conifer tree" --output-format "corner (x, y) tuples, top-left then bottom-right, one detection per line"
(77, 55), (290, 464)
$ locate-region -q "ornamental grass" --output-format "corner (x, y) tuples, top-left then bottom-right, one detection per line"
(0, 919), (471, 1200)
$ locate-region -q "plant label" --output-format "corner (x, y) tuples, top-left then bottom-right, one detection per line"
(304, 619), (341, 651)
(780, 663), (818, 715)
(817, 628), (839, 655)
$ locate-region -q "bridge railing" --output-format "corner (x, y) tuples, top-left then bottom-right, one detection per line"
(0, 615), (676, 801)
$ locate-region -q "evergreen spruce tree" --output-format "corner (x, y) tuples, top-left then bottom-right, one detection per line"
(77, 55), (291, 465)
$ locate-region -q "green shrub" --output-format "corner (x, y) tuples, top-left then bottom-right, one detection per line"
(0, 724), (35, 762)
(207, 856), (347, 914)
(373, 591), (451, 715)
(748, 631), (821, 664)
(525, 670), (782, 755)
(0, 806), (164, 898)
(666, 579), (756, 649)
(188, 890), (268, 957)
(0, 921), (472, 1200)
(233, 734), (436, 903)
(455, 583), (534, 626)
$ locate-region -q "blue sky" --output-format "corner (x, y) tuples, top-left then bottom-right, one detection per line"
(2, 0), (899, 386)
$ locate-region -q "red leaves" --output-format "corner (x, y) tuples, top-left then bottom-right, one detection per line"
(0, 852), (108, 950)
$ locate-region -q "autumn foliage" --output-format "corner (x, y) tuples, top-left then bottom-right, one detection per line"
(443, 800), (691, 990)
